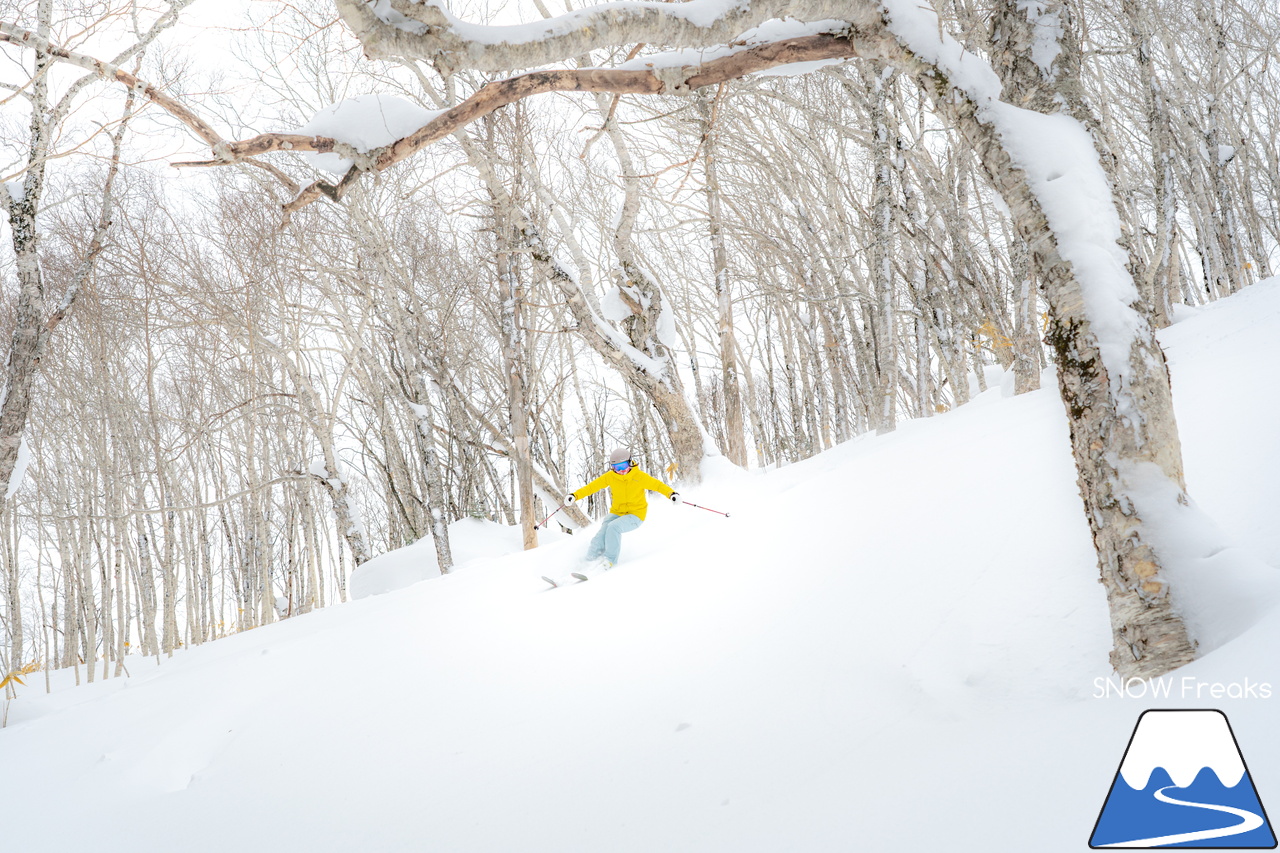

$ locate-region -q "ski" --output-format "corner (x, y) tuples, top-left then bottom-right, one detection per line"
(543, 573), (589, 588)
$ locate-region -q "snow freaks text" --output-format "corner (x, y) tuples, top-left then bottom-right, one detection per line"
(1093, 677), (1273, 700)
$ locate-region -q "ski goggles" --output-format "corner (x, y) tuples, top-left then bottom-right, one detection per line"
(610, 459), (632, 473)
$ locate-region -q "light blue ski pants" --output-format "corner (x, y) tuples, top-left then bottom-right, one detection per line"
(586, 513), (643, 564)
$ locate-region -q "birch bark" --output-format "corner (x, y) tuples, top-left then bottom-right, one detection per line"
(869, 65), (899, 433)
(495, 214), (540, 551)
(699, 89), (749, 466)
(1121, 0), (1179, 328)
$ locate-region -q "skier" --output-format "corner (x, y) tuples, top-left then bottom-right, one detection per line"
(566, 448), (679, 570)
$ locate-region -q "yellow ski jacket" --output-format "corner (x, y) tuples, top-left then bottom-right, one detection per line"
(572, 467), (674, 521)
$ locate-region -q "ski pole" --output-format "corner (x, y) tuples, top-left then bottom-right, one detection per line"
(534, 504), (567, 530)
(680, 500), (730, 518)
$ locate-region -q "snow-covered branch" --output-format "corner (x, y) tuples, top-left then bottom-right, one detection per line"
(336, 0), (873, 73)
(188, 31), (866, 217)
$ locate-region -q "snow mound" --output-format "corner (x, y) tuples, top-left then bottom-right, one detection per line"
(351, 516), (553, 599)
(295, 94), (441, 174)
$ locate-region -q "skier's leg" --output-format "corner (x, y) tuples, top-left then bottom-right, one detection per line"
(586, 514), (619, 560)
(602, 514), (643, 564)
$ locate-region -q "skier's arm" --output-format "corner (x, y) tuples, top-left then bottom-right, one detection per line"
(635, 470), (675, 499)
(571, 474), (610, 502)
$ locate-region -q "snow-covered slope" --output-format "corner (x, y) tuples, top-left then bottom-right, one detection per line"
(3, 281), (1279, 852)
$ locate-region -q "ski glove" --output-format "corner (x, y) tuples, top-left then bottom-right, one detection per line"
(564, 494), (576, 504)
(670, 492), (682, 503)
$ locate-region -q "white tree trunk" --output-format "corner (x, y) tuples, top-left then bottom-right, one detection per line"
(699, 89), (749, 466)
(496, 217), (540, 551)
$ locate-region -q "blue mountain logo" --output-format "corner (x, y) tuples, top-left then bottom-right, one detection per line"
(1091, 709), (1276, 848)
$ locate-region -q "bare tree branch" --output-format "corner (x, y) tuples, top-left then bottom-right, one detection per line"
(0, 20), (224, 150)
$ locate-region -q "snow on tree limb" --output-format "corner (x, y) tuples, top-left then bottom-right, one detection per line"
(2, 9), (873, 218)
(335, 0), (875, 73)
(184, 31), (869, 215)
(876, 0), (1155, 425)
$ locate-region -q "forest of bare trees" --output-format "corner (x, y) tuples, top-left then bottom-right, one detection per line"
(2, 0), (1277, 705)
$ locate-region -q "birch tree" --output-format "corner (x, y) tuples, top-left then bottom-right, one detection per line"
(0, 0), (193, 668)
(698, 88), (749, 465)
